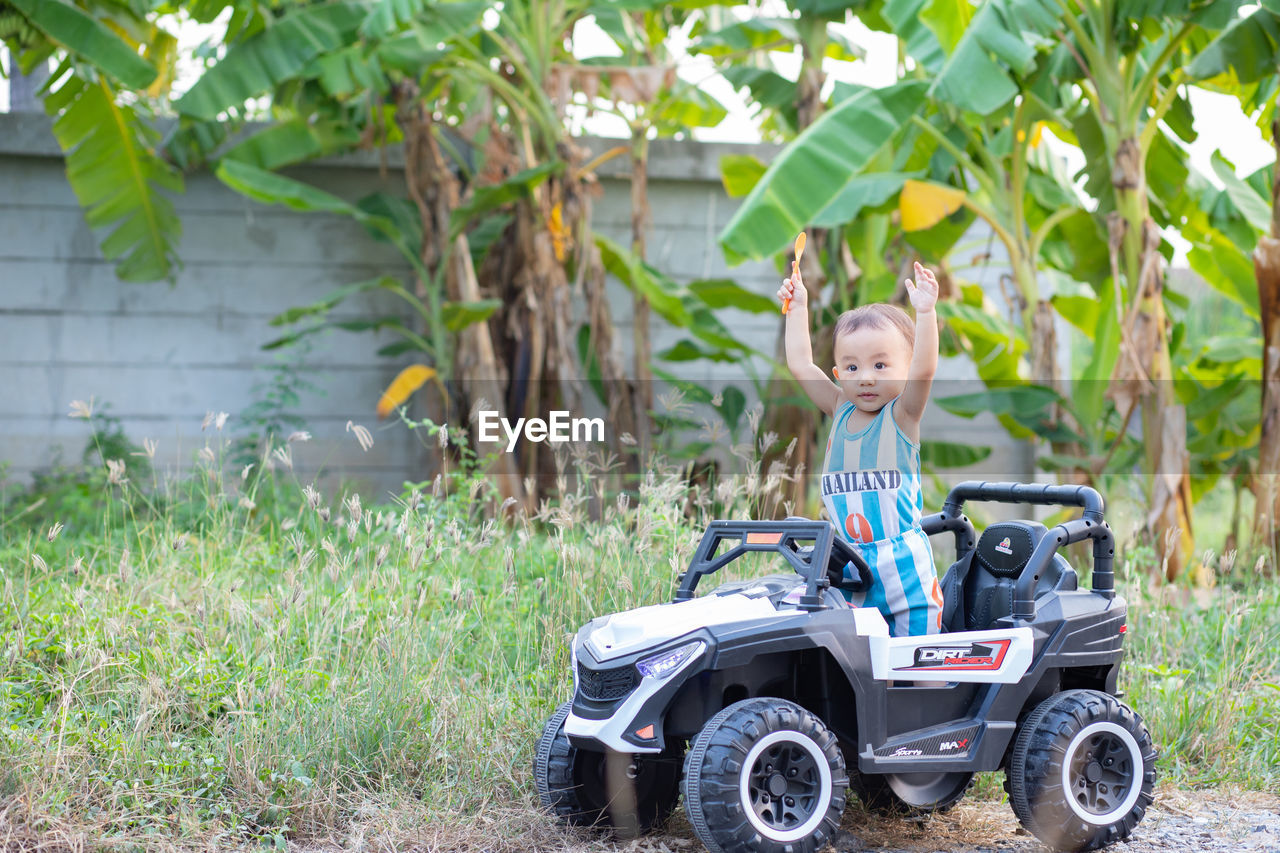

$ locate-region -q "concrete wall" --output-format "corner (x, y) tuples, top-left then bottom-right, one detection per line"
(1, 111), (1033, 503)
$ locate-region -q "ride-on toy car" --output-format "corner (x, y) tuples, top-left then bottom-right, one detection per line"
(534, 481), (1157, 853)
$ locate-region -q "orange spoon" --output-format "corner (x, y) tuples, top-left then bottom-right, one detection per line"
(783, 231), (806, 315)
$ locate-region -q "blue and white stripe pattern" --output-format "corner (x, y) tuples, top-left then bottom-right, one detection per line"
(820, 396), (943, 637)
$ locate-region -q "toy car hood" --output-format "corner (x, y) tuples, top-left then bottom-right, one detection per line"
(582, 591), (796, 663)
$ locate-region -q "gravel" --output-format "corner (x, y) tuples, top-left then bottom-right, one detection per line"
(826, 789), (1280, 853)
(600, 789), (1280, 853)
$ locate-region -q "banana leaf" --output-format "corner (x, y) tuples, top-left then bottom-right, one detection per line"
(880, 0), (946, 72)
(44, 72), (181, 282)
(924, 0), (1055, 115)
(687, 278), (776, 314)
(1188, 5), (1280, 84)
(219, 119), (362, 171)
(920, 440), (993, 470)
(175, 2), (368, 121)
(719, 66), (798, 132)
(442, 300), (502, 332)
(1210, 152), (1273, 233)
(653, 87), (728, 129)
(269, 278), (405, 327)
(719, 79), (927, 263)
(360, 0), (486, 39)
(1049, 291), (1102, 342)
(814, 172), (921, 228)
(720, 154), (768, 199)
(935, 384), (1062, 418)
(1074, 284), (1119, 430)
(597, 235), (756, 357)
(449, 162), (561, 239)
(1186, 228), (1263, 318)
(576, 324), (608, 406)
(657, 339), (739, 363)
(11, 0), (156, 89)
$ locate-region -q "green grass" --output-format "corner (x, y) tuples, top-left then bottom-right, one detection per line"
(0, 440), (1277, 849)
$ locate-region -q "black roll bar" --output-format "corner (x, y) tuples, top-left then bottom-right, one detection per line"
(930, 481), (1116, 622)
(674, 519), (872, 612)
(942, 480), (1106, 521)
(1013, 517), (1116, 621)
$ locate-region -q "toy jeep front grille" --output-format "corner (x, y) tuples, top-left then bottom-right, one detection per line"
(577, 663), (638, 701)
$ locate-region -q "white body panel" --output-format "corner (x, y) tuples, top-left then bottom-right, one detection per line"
(565, 642), (705, 753)
(852, 607), (889, 638)
(868, 625), (1035, 684)
(584, 594), (794, 662)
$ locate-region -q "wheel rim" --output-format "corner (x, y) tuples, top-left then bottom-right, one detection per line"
(739, 730), (833, 843)
(885, 771), (972, 809)
(1060, 720), (1143, 824)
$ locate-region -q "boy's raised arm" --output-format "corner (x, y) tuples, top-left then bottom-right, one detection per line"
(898, 261), (939, 424)
(779, 269), (842, 418)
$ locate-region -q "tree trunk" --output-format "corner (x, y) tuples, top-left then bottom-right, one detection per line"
(1250, 119), (1280, 564)
(582, 238), (641, 481)
(1029, 298), (1058, 384)
(757, 23), (827, 518)
(760, 242), (821, 517)
(630, 131), (654, 461)
(1253, 237), (1280, 561)
(794, 19), (826, 131)
(1107, 139), (1192, 580)
(557, 148), (640, 503)
(401, 104), (528, 511)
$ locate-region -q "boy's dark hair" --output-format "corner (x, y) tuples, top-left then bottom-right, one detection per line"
(833, 303), (915, 350)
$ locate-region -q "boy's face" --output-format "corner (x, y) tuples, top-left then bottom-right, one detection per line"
(831, 324), (913, 413)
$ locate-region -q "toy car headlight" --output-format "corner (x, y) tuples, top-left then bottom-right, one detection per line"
(636, 641), (705, 680)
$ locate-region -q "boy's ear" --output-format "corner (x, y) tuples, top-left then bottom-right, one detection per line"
(831, 365), (839, 380)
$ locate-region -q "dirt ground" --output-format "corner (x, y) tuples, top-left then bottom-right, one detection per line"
(283, 787), (1280, 853)
(541, 788), (1280, 853)
(4, 787), (1276, 852)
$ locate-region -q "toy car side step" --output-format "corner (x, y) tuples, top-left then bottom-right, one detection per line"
(860, 720), (1017, 774)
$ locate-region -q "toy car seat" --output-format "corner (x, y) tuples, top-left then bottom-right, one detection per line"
(939, 521), (1077, 632)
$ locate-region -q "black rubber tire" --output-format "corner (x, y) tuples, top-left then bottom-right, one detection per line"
(682, 698), (847, 853)
(532, 701), (683, 836)
(1006, 690), (1157, 852)
(850, 767), (974, 816)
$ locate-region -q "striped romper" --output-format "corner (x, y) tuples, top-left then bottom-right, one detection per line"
(820, 396), (944, 637)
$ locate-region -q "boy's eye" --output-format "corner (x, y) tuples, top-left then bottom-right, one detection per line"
(875, 362), (886, 370)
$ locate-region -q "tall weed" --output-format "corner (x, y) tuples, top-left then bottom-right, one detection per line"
(0, 419), (1276, 848)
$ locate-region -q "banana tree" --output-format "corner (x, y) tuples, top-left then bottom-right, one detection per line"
(1176, 148), (1275, 559)
(1, 0), (181, 282)
(1029, 0), (1265, 578)
(169, 0), (611, 509)
(893, 0), (1275, 576)
(441, 0), (647, 500)
(1188, 5), (1280, 560)
(913, 0), (1274, 577)
(552, 0), (735, 461)
(724, 0), (1270, 578)
(1257, 144), (1280, 563)
(689, 0), (872, 513)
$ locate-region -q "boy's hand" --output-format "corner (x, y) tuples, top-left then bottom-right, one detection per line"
(905, 261), (939, 313)
(778, 268), (808, 311)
